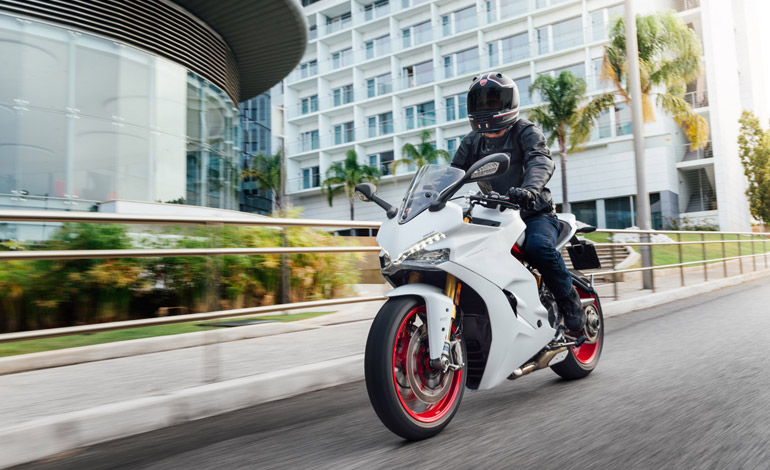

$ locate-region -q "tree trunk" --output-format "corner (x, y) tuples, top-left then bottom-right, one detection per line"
(559, 136), (570, 214)
(278, 149), (290, 306)
(349, 197), (355, 221)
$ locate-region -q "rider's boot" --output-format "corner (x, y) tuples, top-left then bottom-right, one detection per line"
(557, 288), (585, 333)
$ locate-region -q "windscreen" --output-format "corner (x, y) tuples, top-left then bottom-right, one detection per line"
(398, 165), (465, 224)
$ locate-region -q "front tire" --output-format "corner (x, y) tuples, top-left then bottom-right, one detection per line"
(551, 292), (604, 380)
(365, 296), (466, 440)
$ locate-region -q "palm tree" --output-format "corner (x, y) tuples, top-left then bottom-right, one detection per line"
(241, 149), (291, 304)
(529, 72), (615, 213)
(321, 150), (381, 220)
(596, 10), (709, 150)
(241, 149), (284, 213)
(392, 130), (451, 174)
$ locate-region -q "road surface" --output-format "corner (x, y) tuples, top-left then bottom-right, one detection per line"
(17, 278), (770, 470)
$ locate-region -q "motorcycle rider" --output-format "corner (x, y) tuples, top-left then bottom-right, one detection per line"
(450, 72), (585, 333)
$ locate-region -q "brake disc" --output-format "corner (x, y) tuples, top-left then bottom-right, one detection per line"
(405, 325), (453, 404)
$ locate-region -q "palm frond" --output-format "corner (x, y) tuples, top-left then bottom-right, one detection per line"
(570, 93), (616, 151)
(656, 93), (710, 150)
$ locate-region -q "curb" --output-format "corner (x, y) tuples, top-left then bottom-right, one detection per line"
(0, 354), (364, 469)
(0, 322), (315, 376)
(602, 268), (770, 317)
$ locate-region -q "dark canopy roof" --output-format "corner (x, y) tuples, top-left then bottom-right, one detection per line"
(175, 0), (308, 101)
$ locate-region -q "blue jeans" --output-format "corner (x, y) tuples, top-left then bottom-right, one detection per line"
(523, 214), (573, 299)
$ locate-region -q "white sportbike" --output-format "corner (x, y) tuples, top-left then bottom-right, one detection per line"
(358, 153), (604, 440)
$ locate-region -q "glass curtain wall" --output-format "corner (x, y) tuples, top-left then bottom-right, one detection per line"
(0, 13), (241, 212)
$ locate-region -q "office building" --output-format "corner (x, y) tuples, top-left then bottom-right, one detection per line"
(0, 0), (306, 237)
(283, 0), (767, 230)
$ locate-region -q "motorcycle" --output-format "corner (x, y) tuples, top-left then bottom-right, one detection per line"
(357, 153), (604, 440)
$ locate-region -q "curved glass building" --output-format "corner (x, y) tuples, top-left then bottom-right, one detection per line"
(0, 0), (306, 213)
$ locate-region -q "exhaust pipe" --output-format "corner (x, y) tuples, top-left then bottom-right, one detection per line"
(508, 346), (568, 380)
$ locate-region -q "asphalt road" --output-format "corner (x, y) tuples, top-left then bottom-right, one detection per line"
(18, 278), (770, 470)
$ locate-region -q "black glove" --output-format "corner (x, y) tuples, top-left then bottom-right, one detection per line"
(507, 187), (535, 209)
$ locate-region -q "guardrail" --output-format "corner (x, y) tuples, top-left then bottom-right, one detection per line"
(1, 210), (769, 343)
(587, 228), (770, 300)
(0, 210), (382, 343)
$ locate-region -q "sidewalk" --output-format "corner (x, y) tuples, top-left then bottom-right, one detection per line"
(2, 264), (770, 468)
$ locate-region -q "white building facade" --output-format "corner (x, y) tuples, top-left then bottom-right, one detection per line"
(281, 0), (766, 230)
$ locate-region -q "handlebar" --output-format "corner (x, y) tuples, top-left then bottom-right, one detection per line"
(468, 192), (521, 212)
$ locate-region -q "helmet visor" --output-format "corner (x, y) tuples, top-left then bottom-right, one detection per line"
(468, 86), (514, 114)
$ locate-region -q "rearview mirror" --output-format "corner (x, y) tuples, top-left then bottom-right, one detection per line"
(355, 183), (377, 202)
(467, 153), (510, 181)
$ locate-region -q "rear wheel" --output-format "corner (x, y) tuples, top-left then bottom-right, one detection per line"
(365, 296), (466, 440)
(551, 291), (604, 380)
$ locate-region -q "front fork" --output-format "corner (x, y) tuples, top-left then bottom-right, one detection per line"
(434, 274), (464, 371)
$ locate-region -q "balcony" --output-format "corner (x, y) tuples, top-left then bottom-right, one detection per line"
(680, 141), (713, 162)
(673, 0), (701, 13)
(683, 90), (709, 109)
(364, 1), (390, 21)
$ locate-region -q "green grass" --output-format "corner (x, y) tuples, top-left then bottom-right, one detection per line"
(0, 311), (333, 358)
(582, 232), (769, 267)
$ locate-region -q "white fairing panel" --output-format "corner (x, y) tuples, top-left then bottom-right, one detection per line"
(441, 261), (555, 389)
(376, 201), (556, 390)
(384, 284), (454, 360)
(554, 213), (577, 251)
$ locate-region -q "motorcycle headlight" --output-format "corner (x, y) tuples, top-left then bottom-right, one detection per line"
(392, 233), (448, 266)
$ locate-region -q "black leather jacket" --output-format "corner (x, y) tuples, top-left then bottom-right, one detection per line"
(451, 118), (556, 220)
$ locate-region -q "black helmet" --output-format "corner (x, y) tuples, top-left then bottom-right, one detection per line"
(467, 72), (520, 133)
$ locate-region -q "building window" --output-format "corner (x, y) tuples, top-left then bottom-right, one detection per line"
(331, 47), (353, 69)
(552, 17), (583, 52)
(300, 130), (320, 152)
(405, 101), (436, 130)
(368, 150), (394, 176)
(368, 112), (394, 137)
(308, 24), (317, 41)
(514, 76), (532, 106)
(367, 73), (393, 98)
(446, 137), (462, 157)
(442, 5), (477, 37)
(299, 60), (318, 79)
(486, 0), (529, 22)
(402, 60), (433, 88)
(589, 58), (604, 91)
(333, 84), (354, 106)
(402, 20), (431, 48)
(591, 10), (606, 42)
(334, 122), (355, 145)
(553, 63), (586, 81)
(364, 0), (390, 21)
(537, 26), (550, 55)
(302, 166), (320, 189)
(443, 47), (479, 79)
(614, 103), (632, 136)
(681, 168), (717, 212)
(365, 35), (391, 59)
(489, 32), (528, 66)
(571, 200), (597, 226)
(445, 94), (468, 121)
(301, 95), (319, 114)
(605, 196), (634, 229)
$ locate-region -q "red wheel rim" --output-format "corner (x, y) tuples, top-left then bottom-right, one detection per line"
(572, 293), (601, 364)
(392, 306), (463, 423)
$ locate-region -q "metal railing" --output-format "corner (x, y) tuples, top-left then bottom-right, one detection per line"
(2, 211), (769, 343)
(0, 210), (382, 343)
(586, 228), (770, 301)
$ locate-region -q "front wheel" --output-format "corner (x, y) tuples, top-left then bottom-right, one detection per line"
(550, 291), (604, 380)
(365, 296), (466, 440)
